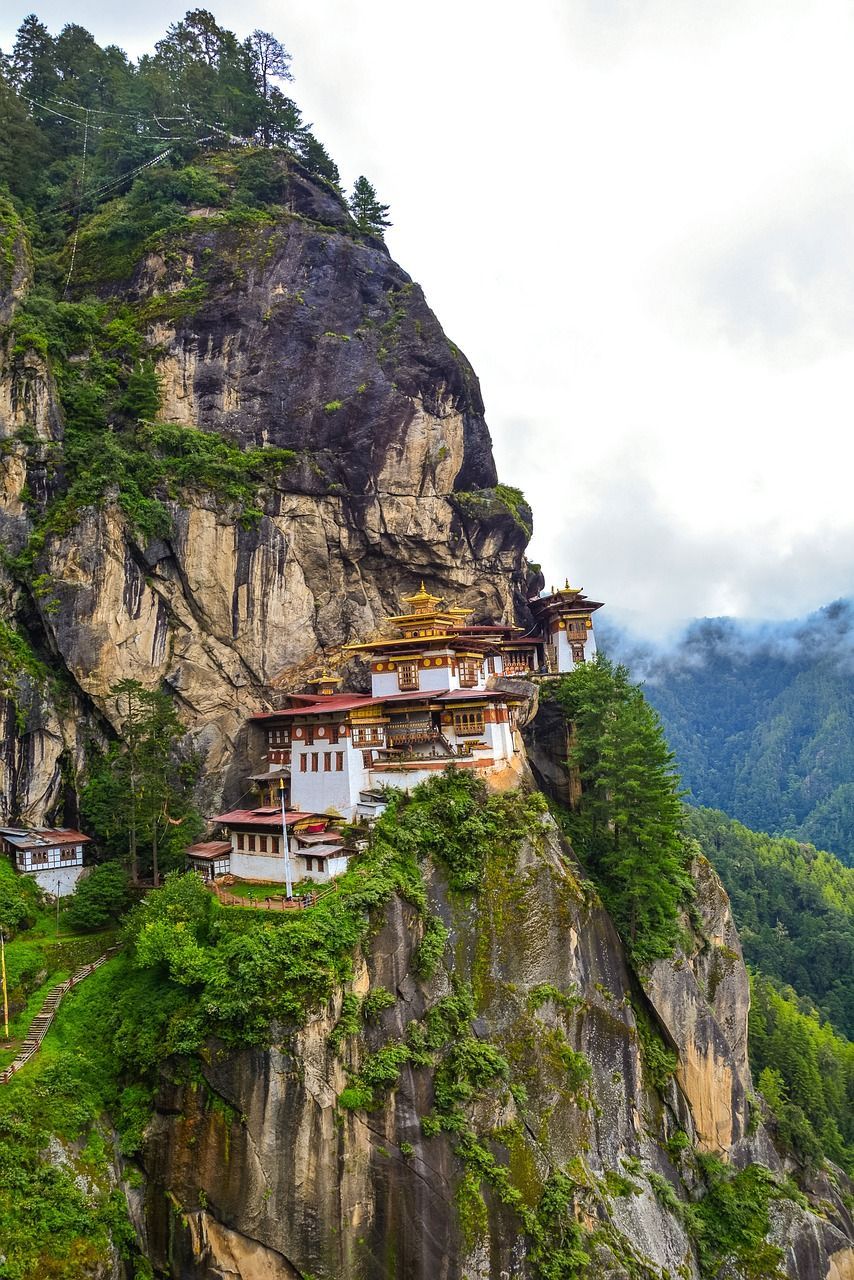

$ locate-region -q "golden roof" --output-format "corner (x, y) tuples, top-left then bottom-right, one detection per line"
(401, 581), (443, 613)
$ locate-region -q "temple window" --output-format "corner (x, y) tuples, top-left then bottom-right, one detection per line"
(248, 834), (256, 852)
(397, 662), (419, 691)
(311, 753), (319, 773)
(236, 832), (245, 850)
(300, 755), (308, 773)
(336, 751), (344, 771)
(459, 658), (480, 687)
(324, 751), (332, 771)
(571, 642), (586, 663)
(352, 726), (384, 747)
(453, 710), (485, 736)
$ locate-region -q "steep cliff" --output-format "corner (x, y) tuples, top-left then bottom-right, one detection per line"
(0, 156), (536, 823)
(3, 144), (853, 1280)
(137, 807), (854, 1280)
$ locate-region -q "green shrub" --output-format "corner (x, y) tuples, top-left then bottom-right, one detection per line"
(691, 1158), (786, 1279)
(362, 986), (396, 1020)
(411, 914), (448, 978)
(63, 863), (132, 933)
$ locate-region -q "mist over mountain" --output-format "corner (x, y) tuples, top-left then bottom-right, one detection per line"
(600, 600), (854, 864)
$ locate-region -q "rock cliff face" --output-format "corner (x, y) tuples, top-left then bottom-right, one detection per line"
(0, 161), (536, 822)
(4, 161), (854, 1280)
(138, 815), (854, 1280)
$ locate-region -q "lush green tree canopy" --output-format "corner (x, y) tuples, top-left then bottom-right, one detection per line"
(546, 656), (692, 965)
(63, 861), (132, 932)
(348, 175), (391, 236)
(750, 974), (854, 1174)
(81, 679), (202, 883)
(688, 806), (854, 1037)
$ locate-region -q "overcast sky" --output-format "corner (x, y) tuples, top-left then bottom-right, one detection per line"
(4, 1), (853, 637)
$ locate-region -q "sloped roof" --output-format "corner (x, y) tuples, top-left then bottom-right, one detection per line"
(0, 827), (91, 848)
(186, 841), (232, 859)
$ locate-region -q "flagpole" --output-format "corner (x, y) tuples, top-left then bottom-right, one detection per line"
(279, 777), (293, 900)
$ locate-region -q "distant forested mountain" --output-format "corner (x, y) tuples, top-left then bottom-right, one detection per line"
(686, 807), (854, 1037)
(688, 806), (854, 1169)
(600, 600), (854, 864)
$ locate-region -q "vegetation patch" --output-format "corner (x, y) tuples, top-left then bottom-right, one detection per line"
(545, 657), (693, 966)
(750, 974), (854, 1173)
(451, 485), (533, 539)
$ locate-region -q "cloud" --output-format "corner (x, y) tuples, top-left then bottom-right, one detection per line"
(547, 464), (854, 641)
(674, 174), (854, 360)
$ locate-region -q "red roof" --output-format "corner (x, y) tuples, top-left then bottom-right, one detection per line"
(250, 694), (379, 719)
(0, 826), (91, 847)
(435, 689), (522, 702)
(213, 809), (321, 827)
(186, 841), (232, 859)
(250, 686), (523, 724)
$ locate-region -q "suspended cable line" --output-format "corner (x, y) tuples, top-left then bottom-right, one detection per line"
(62, 107), (89, 299)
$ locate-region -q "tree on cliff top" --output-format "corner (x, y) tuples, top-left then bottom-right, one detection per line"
(348, 175), (392, 235)
(548, 655), (692, 965)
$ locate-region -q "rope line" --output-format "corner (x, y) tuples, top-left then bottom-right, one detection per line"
(62, 107), (89, 299)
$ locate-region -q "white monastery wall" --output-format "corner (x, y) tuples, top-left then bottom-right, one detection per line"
(369, 670), (400, 697)
(31, 865), (85, 897)
(290, 738), (367, 817)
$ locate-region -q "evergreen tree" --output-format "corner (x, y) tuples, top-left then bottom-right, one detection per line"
(82, 679), (201, 884)
(549, 656), (691, 964)
(7, 14), (56, 100)
(0, 74), (47, 200)
(302, 133), (340, 186)
(246, 29), (291, 101)
(348, 175), (391, 235)
(264, 89), (307, 151)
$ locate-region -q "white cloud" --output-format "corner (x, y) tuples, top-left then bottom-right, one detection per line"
(2, 0), (853, 628)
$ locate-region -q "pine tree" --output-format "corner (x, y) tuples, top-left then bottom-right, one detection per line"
(7, 14), (56, 101)
(302, 133), (340, 186)
(264, 89), (307, 151)
(348, 175), (391, 236)
(246, 29), (291, 101)
(82, 679), (201, 884)
(550, 655), (691, 964)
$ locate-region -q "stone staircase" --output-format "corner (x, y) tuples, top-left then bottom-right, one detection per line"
(0, 945), (121, 1084)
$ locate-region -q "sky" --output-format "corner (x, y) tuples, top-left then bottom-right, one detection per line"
(3, 0), (854, 638)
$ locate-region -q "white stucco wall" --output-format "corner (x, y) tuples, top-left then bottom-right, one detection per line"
(30, 865), (85, 897)
(290, 737), (368, 817)
(417, 664), (454, 692)
(230, 850), (292, 882)
(295, 854), (349, 883)
(370, 669), (402, 697)
(481, 718), (514, 761)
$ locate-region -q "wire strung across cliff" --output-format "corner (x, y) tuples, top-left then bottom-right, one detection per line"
(15, 85), (248, 292)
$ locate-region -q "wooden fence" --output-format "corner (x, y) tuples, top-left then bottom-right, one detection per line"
(210, 883), (342, 910)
